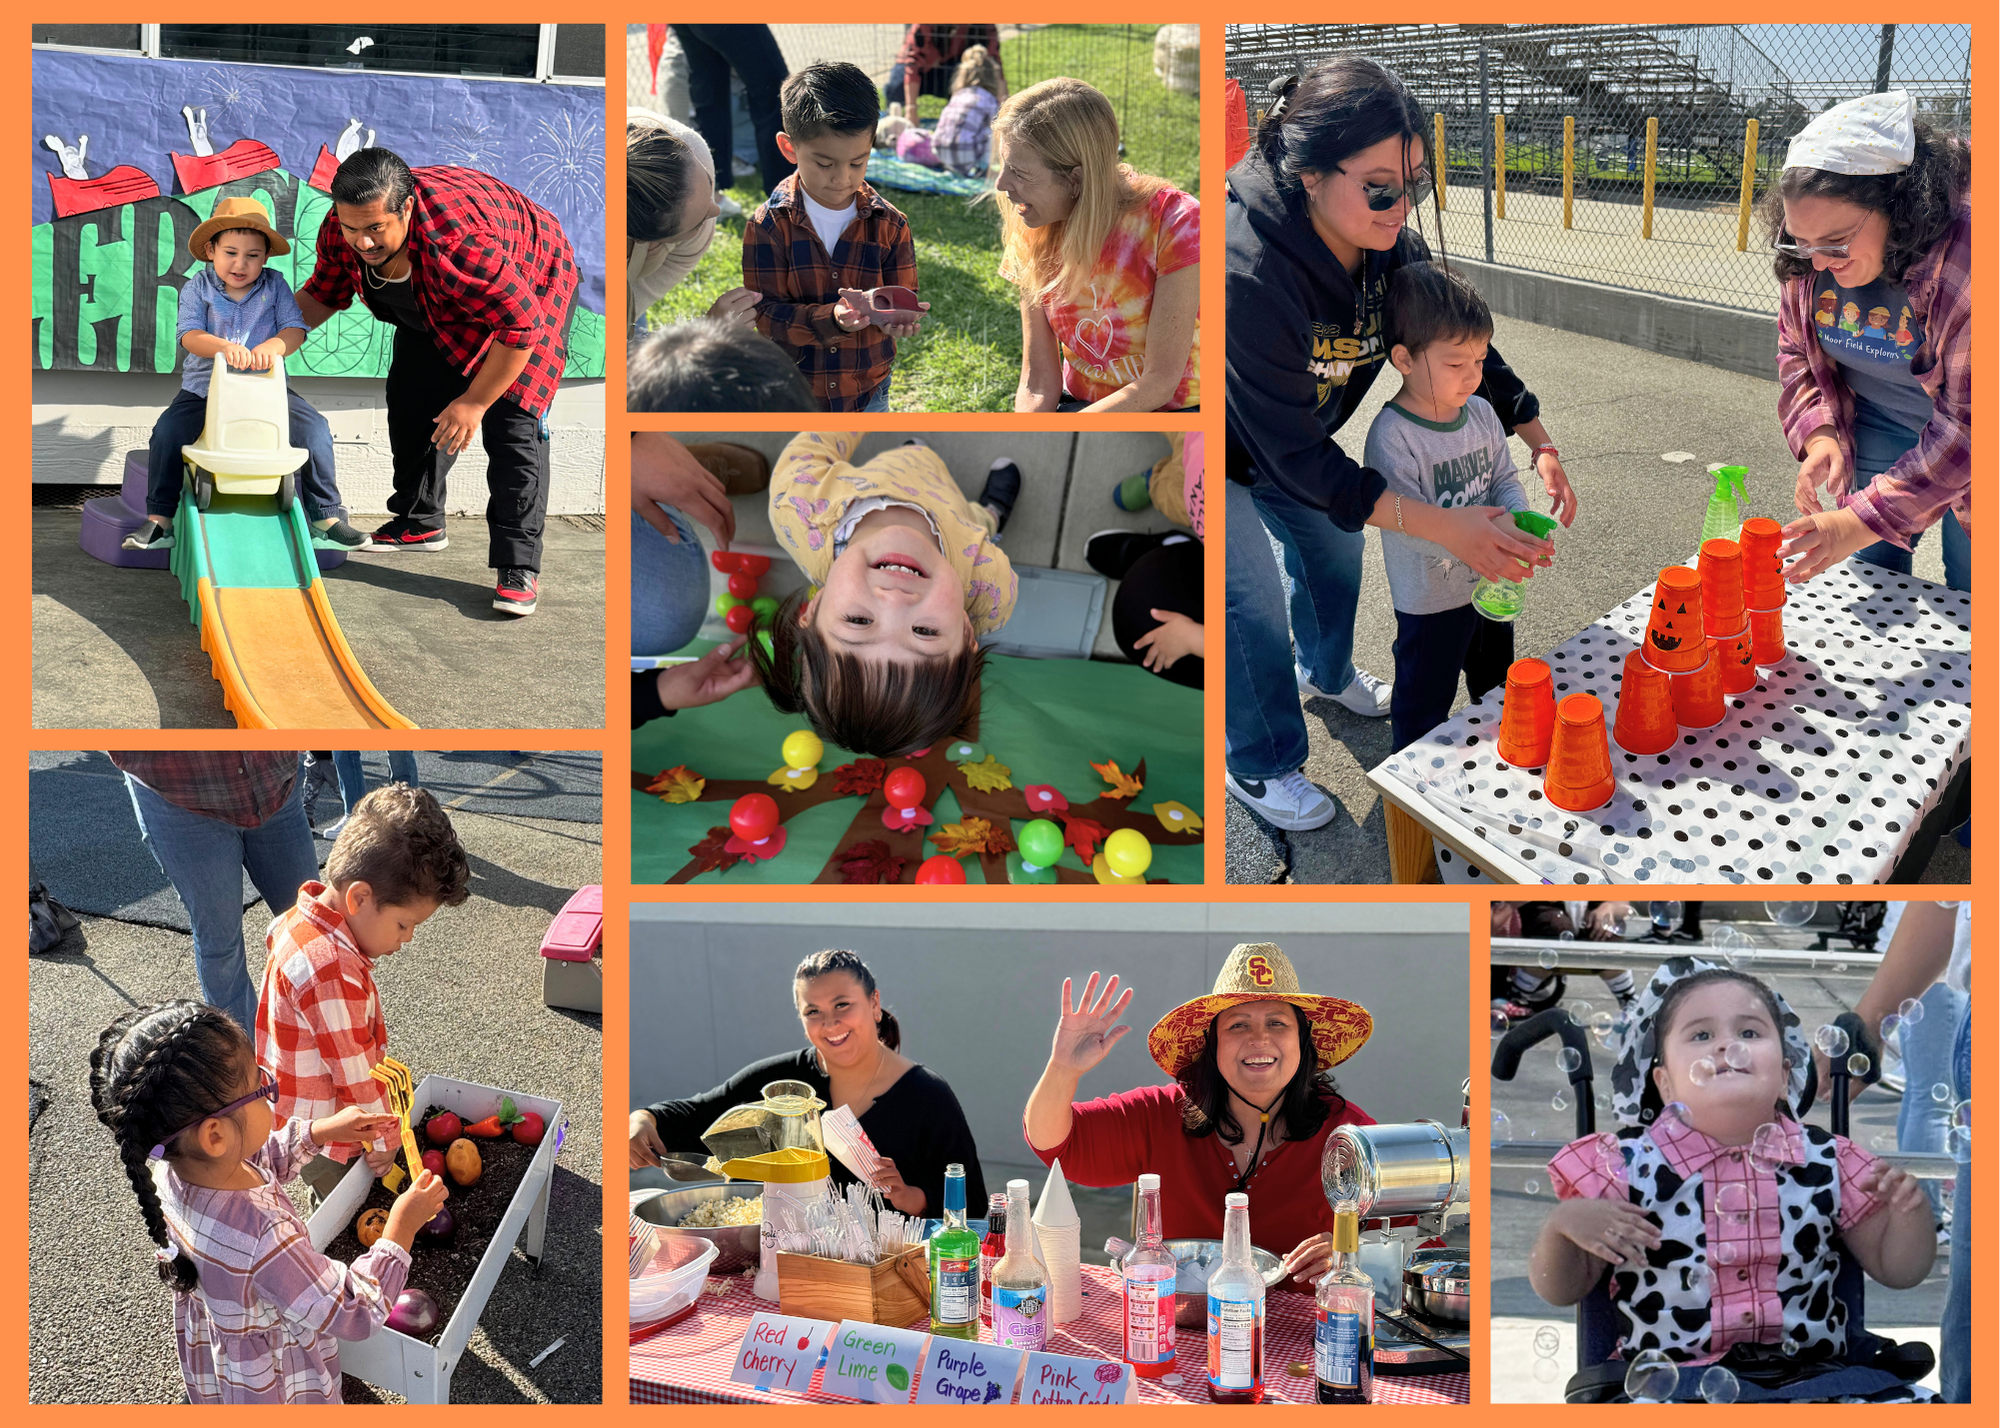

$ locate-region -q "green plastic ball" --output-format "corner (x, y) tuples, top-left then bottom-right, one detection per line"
(1018, 819), (1064, 869)
(715, 592), (742, 616)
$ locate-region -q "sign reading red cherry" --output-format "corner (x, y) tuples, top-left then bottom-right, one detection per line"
(724, 604), (756, 634)
(729, 793), (780, 843)
(915, 854), (966, 885)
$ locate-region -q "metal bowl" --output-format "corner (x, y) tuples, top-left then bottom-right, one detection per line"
(1109, 1239), (1288, 1330)
(1402, 1249), (1471, 1326)
(630, 1172), (762, 1275)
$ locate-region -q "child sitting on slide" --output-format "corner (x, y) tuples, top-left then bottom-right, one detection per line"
(123, 197), (366, 553)
(747, 430), (1019, 757)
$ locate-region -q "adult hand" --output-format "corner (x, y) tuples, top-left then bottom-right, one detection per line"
(1280, 1232), (1335, 1288)
(656, 637), (759, 711)
(632, 431), (735, 548)
(431, 397), (487, 457)
(1133, 610), (1204, 672)
(707, 287), (761, 326)
(1437, 505), (1553, 583)
(1049, 973), (1135, 1078)
(1585, 902), (1633, 939)
(874, 1157), (927, 1216)
(1548, 1197), (1662, 1266)
(629, 1108), (667, 1169)
(1536, 450), (1580, 527)
(1779, 507), (1875, 584)
(220, 341), (259, 370)
(1794, 429), (1848, 513)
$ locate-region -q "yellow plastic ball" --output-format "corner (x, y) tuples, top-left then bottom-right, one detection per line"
(781, 730), (824, 770)
(1104, 828), (1153, 879)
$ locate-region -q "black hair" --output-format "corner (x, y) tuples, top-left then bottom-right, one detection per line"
(207, 227), (271, 253)
(1178, 1003), (1346, 1147)
(627, 319), (814, 413)
(88, 1001), (256, 1293)
(1760, 118), (1970, 286)
(330, 147), (417, 212)
(781, 61), (882, 144)
(746, 585), (986, 757)
(794, 949), (901, 1051)
(629, 119), (698, 244)
(1384, 260), (1492, 358)
(325, 783), (471, 909)
(1643, 968), (1798, 1123)
(1253, 55), (1429, 198)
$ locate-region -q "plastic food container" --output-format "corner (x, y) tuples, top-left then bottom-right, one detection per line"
(632, 1233), (719, 1329)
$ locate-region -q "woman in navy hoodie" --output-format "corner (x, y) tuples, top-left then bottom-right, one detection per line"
(1225, 57), (1573, 833)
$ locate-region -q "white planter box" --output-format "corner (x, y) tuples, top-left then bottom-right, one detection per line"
(305, 1075), (566, 1403)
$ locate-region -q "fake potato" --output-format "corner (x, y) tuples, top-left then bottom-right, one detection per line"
(445, 1137), (482, 1187)
(356, 1208), (390, 1249)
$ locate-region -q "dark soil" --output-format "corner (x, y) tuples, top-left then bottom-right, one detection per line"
(320, 1107), (544, 1346)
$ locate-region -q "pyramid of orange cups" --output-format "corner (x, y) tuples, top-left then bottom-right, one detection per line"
(1494, 517), (1789, 815)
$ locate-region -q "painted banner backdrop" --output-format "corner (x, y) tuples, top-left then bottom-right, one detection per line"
(31, 49), (605, 378)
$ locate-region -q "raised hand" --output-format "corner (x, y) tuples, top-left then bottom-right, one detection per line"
(1049, 973), (1135, 1077)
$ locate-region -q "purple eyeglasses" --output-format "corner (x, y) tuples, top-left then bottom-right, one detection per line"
(148, 1067), (279, 1160)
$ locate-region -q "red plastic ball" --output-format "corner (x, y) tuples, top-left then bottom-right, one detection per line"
(884, 768), (926, 808)
(738, 554), (772, 577)
(729, 793), (780, 841)
(710, 550), (739, 574)
(727, 572), (760, 598)
(724, 604), (756, 634)
(915, 855), (966, 885)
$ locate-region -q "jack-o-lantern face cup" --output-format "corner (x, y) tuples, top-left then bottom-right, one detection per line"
(1716, 617), (1757, 694)
(1739, 518), (1787, 607)
(1545, 693), (1617, 813)
(1613, 649), (1677, 756)
(1748, 604), (1787, 665)
(1641, 567), (1707, 674)
(1698, 538), (1746, 632)
(1670, 641), (1727, 730)
(1496, 659), (1557, 768)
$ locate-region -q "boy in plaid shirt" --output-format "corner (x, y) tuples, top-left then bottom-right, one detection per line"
(743, 61), (925, 413)
(256, 784), (470, 1197)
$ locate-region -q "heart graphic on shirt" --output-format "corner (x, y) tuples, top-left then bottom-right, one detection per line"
(1071, 313), (1117, 366)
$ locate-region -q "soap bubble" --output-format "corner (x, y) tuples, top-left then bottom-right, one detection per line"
(1831, 963), (1847, 973)
(1650, 901), (1683, 933)
(1624, 1348), (1679, 1403)
(1781, 1338), (1799, 1358)
(1533, 1325), (1562, 1358)
(1524, 1178), (1542, 1196)
(1813, 1025), (1849, 1058)
(1708, 925), (1747, 965)
(1688, 1058), (1716, 1087)
(1878, 1013), (1903, 1050)
(1551, 1092), (1568, 1113)
(1680, 1263), (1711, 1296)
(1558, 1047), (1583, 1073)
(1558, 929), (1576, 942)
(1713, 1240), (1740, 1265)
(1949, 1125), (1971, 1165)
(1846, 1051), (1872, 1078)
(1700, 1366), (1741, 1404)
(1655, 1101), (1689, 1132)
(1492, 1110), (1513, 1147)
(1594, 1133), (1627, 1180)
(1751, 1122), (1788, 1173)
(1948, 960), (1971, 995)
(1897, 996), (1925, 1027)
(1714, 1181), (1750, 1218)
(1868, 1131), (1896, 1153)
(1932, 1083), (1953, 1105)
(1567, 999), (1592, 1025)
(1492, 1007), (1511, 1034)
(1532, 1357), (1561, 1384)
(1765, 901), (1816, 927)
(1539, 948), (1559, 969)
(1936, 901), (1961, 910)
(1591, 1009), (1616, 1037)
(1722, 1040), (1753, 1071)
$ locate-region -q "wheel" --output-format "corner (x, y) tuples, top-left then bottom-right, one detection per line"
(191, 464), (213, 511)
(277, 470), (295, 512)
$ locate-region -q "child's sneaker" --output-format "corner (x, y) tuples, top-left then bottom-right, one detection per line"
(1112, 471), (1154, 512)
(1300, 664), (1393, 719)
(979, 458), (1022, 533)
(1225, 769), (1336, 831)
(1085, 529), (1176, 580)
(494, 567), (539, 616)
(311, 519), (374, 551)
(121, 520), (173, 551)
(368, 519), (448, 552)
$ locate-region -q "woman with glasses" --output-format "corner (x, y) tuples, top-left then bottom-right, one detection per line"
(1223, 57), (1570, 832)
(1758, 91), (1971, 591)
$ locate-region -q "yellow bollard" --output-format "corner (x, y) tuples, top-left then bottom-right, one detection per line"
(1435, 112), (1447, 209)
(1563, 115), (1575, 230)
(1736, 117), (1760, 252)
(1641, 116), (1658, 239)
(1495, 113), (1506, 220)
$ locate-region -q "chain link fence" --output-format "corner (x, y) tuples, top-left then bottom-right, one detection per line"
(1227, 24), (1970, 312)
(631, 23), (1201, 195)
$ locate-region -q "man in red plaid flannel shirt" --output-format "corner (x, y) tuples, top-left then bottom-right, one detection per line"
(256, 783), (470, 1199)
(297, 149), (579, 617)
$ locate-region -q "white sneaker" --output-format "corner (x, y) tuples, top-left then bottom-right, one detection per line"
(1299, 664), (1393, 718)
(716, 193), (743, 218)
(1226, 770), (1337, 831)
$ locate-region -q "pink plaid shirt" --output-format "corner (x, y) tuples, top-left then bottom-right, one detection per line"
(1550, 1116), (1882, 1364)
(160, 1117), (410, 1403)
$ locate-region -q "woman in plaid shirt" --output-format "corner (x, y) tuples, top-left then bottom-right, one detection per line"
(90, 1002), (448, 1404)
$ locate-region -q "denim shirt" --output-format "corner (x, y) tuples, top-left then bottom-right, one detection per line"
(176, 266), (306, 397)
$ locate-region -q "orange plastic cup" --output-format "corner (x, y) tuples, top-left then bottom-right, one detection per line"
(1748, 604), (1787, 665)
(1698, 538), (1745, 630)
(1613, 649), (1678, 755)
(1670, 641), (1726, 729)
(1641, 567), (1707, 674)
(1496, 659), (1557, 768)
(1545, 693), (1617, 812)
(1715, 617), (1757, 694)
(1739, 517), (1786, 606)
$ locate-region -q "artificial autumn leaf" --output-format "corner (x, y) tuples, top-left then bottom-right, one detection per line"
(833, 759), (889, 796)
(1091, 758), (1144, 800)
(930, 816), (1015, 858)
(1022, 783), (1069, 815)
(645, 765), (705, 803)
(958, 754), (1013, 793)
(837, 840), (908, 885)
(1062, 815), (1110, 861)
(687, 827), (742, 878)
(1151, 800), (1204, 834)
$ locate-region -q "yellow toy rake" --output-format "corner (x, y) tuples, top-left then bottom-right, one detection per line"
(369, 1056), (425, 1192)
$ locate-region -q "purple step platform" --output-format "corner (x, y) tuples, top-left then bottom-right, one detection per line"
(77, 450), (348, 572)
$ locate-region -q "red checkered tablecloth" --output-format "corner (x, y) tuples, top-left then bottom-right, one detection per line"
(630, 1263), (1469, 1405)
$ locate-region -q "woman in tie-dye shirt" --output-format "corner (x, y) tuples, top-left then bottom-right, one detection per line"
(995, 78), (1201, 413)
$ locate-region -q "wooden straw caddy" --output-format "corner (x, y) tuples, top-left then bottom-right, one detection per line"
(776, 1244), (930, 1327)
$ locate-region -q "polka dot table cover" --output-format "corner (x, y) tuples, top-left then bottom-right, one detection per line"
(1370, 558), (1969, 885)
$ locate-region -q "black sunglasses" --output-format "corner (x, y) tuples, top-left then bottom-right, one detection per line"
(149, 1067), (280, 1160)
(1335, 163), (1435, 212)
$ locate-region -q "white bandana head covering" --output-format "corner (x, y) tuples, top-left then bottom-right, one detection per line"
(1606, 956), (1811, 1129)
(1785, 90), (1915, 175)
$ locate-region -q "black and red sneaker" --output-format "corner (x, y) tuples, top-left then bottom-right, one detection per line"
(494, 567), (539, 616)
(368, 519), (448, 552)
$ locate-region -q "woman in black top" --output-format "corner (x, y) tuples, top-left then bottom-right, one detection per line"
(630, 949), (985, 1217)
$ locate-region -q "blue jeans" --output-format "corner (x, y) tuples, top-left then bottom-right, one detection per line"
(1940, 1002), (1970, 1402)
(1849, 404), (1969, 591)
(1224, 475), (1365, 779)
(631, 504), (711, 656)
(331, 752), (421, 817)
(859, 377), (892, 414)
(1896, 979), (1966, 1220)
(147, 386), (344, 522)
(124, 762), (321, 1035)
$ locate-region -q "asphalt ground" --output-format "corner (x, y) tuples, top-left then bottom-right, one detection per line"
(27, 754), (604, 1404)
(1225, 310), (1965, 886)
(1487, 913), (1954, 1401)
(32, 511), (606, 730)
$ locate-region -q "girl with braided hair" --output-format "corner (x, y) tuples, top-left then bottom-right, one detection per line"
(89, 1001), (448, 1403)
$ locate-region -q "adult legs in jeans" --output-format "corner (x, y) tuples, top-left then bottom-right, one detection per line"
(1895, 979), (1966, 1221)
(1846, 406), (1971, 590)
(676, 25), (793, 194)
(632, 504), (713, 655)
(1939, 1004), (1970, 1402)
(1249, 477), (1367, 703)
(331, 752), (423, 817)
(124, 768), (320, 1033)
(144, 389), (211, 519)
(1225, 477), (1308, 778)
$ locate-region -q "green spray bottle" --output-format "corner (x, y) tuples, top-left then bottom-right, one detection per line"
(1470, 510), (1559, 622)
(1701, 466), (1749, 545)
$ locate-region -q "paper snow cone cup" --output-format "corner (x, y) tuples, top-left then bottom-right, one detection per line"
(1613, 649), (1677, 756)
(1669, 642), (1726, 730)
(1739, 518), (1786, 607)
(1748, 604), (1787, 665)
(1496, 658), (1557, 768)
(1698, 538), (1746, 631)
(1641, 567), (1706, 673)
(1545, 693), (1616, 812)
(1716, 617), (1757, 694)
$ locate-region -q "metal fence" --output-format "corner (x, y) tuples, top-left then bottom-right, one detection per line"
(631, 23), (1202, 196)
(1227, 24), (1971, 313)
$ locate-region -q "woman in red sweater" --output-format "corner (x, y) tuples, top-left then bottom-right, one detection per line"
(1023, 943), (1376, 1291)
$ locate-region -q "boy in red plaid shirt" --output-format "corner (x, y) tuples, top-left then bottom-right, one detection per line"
(256, 784), (470, 1198)
(743, 62), (926, 413)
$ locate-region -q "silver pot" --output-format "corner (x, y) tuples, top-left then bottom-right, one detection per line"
(630, 1173), (763, 1274)
(1321, 1121), (1470, 1219)
(1402, 1249), (1471, 1325)
(1106, 1239), (1288, 1330)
